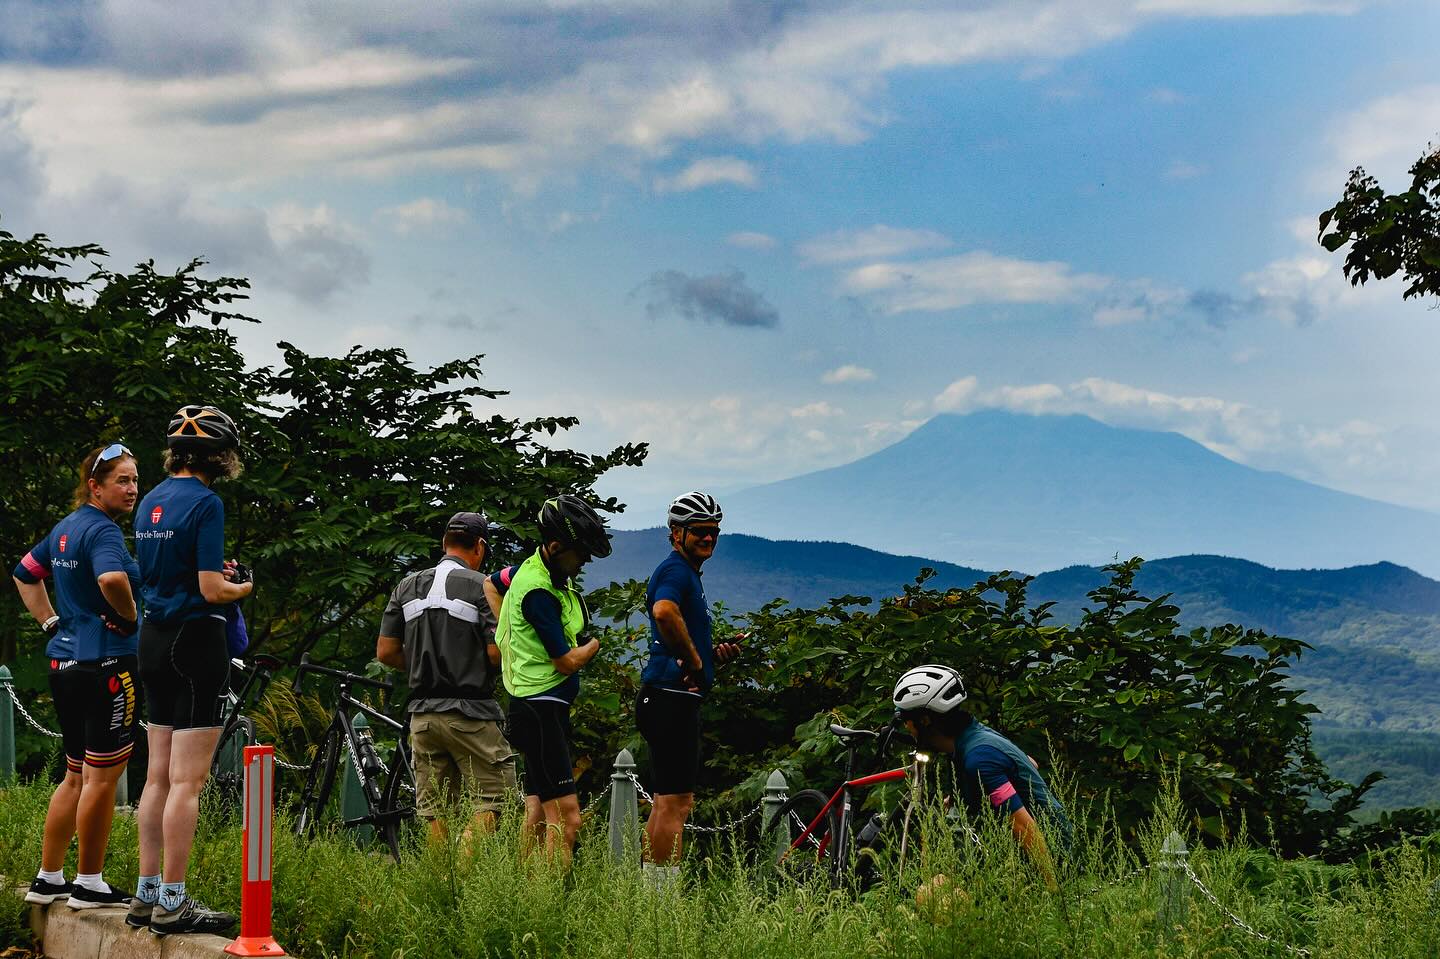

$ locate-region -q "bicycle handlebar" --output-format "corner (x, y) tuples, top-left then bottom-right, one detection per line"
(293, 654), (395, 696)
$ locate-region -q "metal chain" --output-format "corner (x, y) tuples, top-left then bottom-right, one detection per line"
(623, 771), (762, 834)
(626, 770), (656, 805)
(684, 804), (764, 834)
(3, 682), (63, 738)
(1184, 862), (1311, 957)
(790, 810), (822, 849)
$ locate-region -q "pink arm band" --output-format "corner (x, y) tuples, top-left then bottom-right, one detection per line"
(989, 781), (1018, 807)
(20, 552), (49, 580)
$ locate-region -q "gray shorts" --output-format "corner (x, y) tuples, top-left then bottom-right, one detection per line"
(410, 710), (517, 818)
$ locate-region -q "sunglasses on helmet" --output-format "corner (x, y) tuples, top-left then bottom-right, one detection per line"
(90, 443), (133, 476)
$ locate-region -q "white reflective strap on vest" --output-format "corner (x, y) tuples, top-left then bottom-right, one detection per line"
(401, 559), (481, 624)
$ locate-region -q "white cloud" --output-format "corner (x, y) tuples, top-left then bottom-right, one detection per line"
(1146, 86), (1186, 104)
(654, 156), (759, 193)
(790, 401), (844, 418)
(1319, 83), (1440, 189)
(933, 376), (980, 412)
(799, 225), (952, 264)
(843, 251), (1109, 314)
(926, 373), (1295, 470)
(727, 231), (778, 250)
(375, 197), (467, 235)
(0, 0), (1363, 198)
(821, 364), (876, 384)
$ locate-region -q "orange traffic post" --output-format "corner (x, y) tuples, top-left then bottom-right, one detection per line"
(225, 745), (286, 957)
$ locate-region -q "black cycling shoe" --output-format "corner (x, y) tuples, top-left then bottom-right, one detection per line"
(24, 877), (73, 905)
(149, 897), (238, 936)
(125, 898), (154, 928)
(66, 883), (132, 909)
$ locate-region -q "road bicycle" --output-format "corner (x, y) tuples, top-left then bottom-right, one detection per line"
(291, 655), (416, 862)
(772, 720), (936, 889)
(209, 653), (284, 799)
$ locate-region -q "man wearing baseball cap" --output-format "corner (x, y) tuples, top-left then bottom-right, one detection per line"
(377, 511), (516, 839)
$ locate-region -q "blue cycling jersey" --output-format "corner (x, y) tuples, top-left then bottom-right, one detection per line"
(955, 720), (1071, 840)
(13, 505), (140, 661)
(134, 476), (226, 626)
(641, 550), (713, 695)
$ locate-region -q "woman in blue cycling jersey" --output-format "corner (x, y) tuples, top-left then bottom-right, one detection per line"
(12, 443), (142, 910)
(130, 405), (252, 937)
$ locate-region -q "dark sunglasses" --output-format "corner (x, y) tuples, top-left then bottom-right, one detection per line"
(90, 443), (133, 476)
(683, 525), (721, 540)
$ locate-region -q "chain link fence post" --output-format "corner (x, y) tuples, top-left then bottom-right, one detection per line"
(607, 748), (639, 863)
(761, 769), (789, 862)
(341, 714), (375, 846)
(1157, 830), (1189, 937)
(0, 666), (15, 786)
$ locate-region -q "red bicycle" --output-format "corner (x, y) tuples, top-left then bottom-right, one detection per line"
(773, 721), (933, 889)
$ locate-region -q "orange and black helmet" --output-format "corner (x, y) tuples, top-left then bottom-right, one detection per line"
(166, 405), (240, 452)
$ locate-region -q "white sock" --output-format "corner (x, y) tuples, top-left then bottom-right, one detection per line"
(37, 869), (65, 885)
(74, 873), (107, 892)
(642, 862), (679, 890)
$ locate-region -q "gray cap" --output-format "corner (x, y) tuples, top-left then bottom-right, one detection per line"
(445, 511), (490, 537)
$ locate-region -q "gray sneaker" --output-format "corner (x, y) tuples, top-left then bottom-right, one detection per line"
(125, 897), (154, 928)
(149, 897), (237, 937)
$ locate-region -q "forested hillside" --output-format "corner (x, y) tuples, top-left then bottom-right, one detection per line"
(592, 530), (1440, 811)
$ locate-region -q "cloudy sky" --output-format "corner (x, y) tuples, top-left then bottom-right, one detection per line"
(3, 0), (1438, 525)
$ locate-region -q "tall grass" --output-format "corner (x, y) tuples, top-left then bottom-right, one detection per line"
(1, 780), (1435, 958)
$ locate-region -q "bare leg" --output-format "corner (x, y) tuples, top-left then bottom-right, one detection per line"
(40, 772), (83, 873)
(160, 727), (222, 882)
(543, 795), (582, 867)
(75, 762), (128, 874)
(520, 796), (546, 859)
(136, 726), (172, 878)
(644, 793), (694, 865)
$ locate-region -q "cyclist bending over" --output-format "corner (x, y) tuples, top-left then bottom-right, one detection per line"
(893, 665), (1070, 890)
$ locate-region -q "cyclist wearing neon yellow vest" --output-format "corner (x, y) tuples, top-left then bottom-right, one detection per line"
(495, 494), (611, 864)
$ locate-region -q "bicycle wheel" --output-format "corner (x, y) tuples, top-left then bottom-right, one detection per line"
(293, 724), (342, 840)
(375, 742), (417, 863)
(772, 789), (840, 883)
(208, 715), (255, 801)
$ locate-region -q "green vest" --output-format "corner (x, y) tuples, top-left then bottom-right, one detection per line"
(497, 548), (587, 698)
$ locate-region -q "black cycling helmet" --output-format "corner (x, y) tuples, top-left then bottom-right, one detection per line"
(166, 405), (240, 452)
(537, 494), (612, 559)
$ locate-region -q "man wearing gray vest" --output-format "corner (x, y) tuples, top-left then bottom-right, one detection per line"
(376, 511), (515, 840)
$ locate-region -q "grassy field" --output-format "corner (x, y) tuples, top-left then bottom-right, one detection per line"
(0, 780), (1436, 958)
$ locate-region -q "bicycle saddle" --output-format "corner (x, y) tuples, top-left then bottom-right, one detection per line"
(829, 724), (879, 740)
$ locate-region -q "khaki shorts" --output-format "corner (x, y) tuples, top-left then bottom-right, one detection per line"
(410, 710), (517, 819)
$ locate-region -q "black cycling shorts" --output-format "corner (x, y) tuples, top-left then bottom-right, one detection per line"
(636, 685), (702, 796)
(506, 697), (576, 802)
(49, 655), (140, 774)
(139, 618), (228, 731)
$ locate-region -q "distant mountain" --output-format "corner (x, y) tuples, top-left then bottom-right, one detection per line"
(588, 527), (987, 614)
(589, 530), (1440, 810)
(590, 531), (1440, 736)
(718, 411), (1440, 578)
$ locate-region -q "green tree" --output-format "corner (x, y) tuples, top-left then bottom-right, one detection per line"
(586, 561), (1375, 855)
(1319, 144), (1440, 301)
(0, 221), (646, 773)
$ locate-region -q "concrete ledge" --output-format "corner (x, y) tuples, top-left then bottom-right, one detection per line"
(23, 898), (237, 959)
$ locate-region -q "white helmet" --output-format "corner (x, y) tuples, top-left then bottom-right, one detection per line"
(668, 491), (723, 526)
(893, 665), (967, 714)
